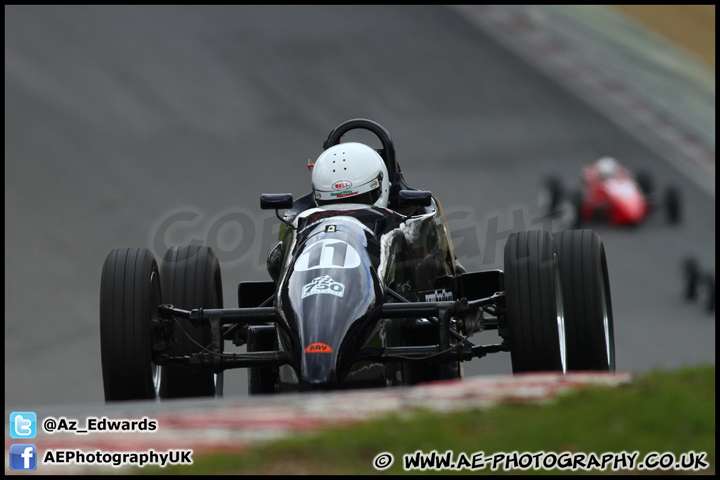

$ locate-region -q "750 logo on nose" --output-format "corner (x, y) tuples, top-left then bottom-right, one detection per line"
(302, 275), (345, 298)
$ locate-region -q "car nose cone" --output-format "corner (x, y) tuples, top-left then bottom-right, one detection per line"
(301, 352), (338, 386)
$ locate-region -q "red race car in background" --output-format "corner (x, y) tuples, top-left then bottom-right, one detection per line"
(540, 157), (682, 228)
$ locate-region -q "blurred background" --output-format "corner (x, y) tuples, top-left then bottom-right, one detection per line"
(5, 5), (714, 409)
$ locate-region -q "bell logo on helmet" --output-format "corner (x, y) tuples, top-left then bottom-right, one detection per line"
(333, 181), (352, 190)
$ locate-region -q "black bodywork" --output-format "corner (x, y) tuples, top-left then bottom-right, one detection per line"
(154, 119), (508, 393)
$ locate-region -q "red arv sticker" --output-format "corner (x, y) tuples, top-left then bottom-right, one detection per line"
(305, 342), (332, 353)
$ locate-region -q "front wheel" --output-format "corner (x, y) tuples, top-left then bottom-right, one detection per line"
(569, 190), (583, 229)
(538, 177), (563, 213)
(159, 246), (223, 398)
(635, 170), (654, 196)
(100, 248), (161, 401)
(553, 230), (615, 371)
(504, 230), (566, 373)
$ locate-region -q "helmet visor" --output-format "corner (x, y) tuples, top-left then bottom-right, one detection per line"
(315, 174), (382, 206)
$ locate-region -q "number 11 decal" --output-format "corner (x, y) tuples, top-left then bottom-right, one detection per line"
(295, 239), (361, 271)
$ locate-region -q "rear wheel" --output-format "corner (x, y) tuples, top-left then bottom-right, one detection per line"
(553, 230), (615, 371)
(664, 187), (681, 224)
(247, 325), (279, 394)
(683, 257), (700, 301)
(160, 246), (223, 398)
(100, 248), (160, 401)
(700, 274), (715, 313)
(399, 319), (463, 385)
(504, 230), (566, 373)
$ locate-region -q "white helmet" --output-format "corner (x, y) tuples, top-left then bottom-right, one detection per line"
(311, 142), (389, 208)
(597, 156), (619, 180)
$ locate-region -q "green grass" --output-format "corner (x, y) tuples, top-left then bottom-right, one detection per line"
(138, 365), (714, 475)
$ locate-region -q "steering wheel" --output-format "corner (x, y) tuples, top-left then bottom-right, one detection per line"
(322, 118), (399, 176)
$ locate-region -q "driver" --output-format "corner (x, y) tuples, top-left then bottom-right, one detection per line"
(266, 142), (391, 283)
(582, 156), (622, 187)
(310, 142), (390, 208)
(596, 156), (620, 180)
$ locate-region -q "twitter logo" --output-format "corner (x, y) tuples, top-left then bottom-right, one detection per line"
(10, 412), (37, 439)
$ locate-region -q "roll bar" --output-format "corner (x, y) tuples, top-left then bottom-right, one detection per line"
(322, 118), (399, 176)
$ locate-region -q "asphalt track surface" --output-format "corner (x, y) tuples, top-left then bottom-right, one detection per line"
(5, 5), (715, 410)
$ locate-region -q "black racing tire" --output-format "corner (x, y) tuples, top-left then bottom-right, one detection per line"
(399, 319), (463, 385)
(539, 176), (563, 214)
(702, 274), (715, 313)
(664, 187), (681, 224)
(504, 230), (566, 373)
(569, 190), (583, 229)
(159, 245), (223, 398)
(683, 257), (700, 301)
(100, 248), (160, 401)
(247, 325), (279, 394)
(553, 230), (615, 371)
(635, 170), (654, 196)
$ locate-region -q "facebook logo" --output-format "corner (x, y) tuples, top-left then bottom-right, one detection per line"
(10, 411), (37, 439)
(10, 444), (37, 470)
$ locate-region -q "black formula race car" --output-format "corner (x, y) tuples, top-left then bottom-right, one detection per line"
(100, 119), (616, 401)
